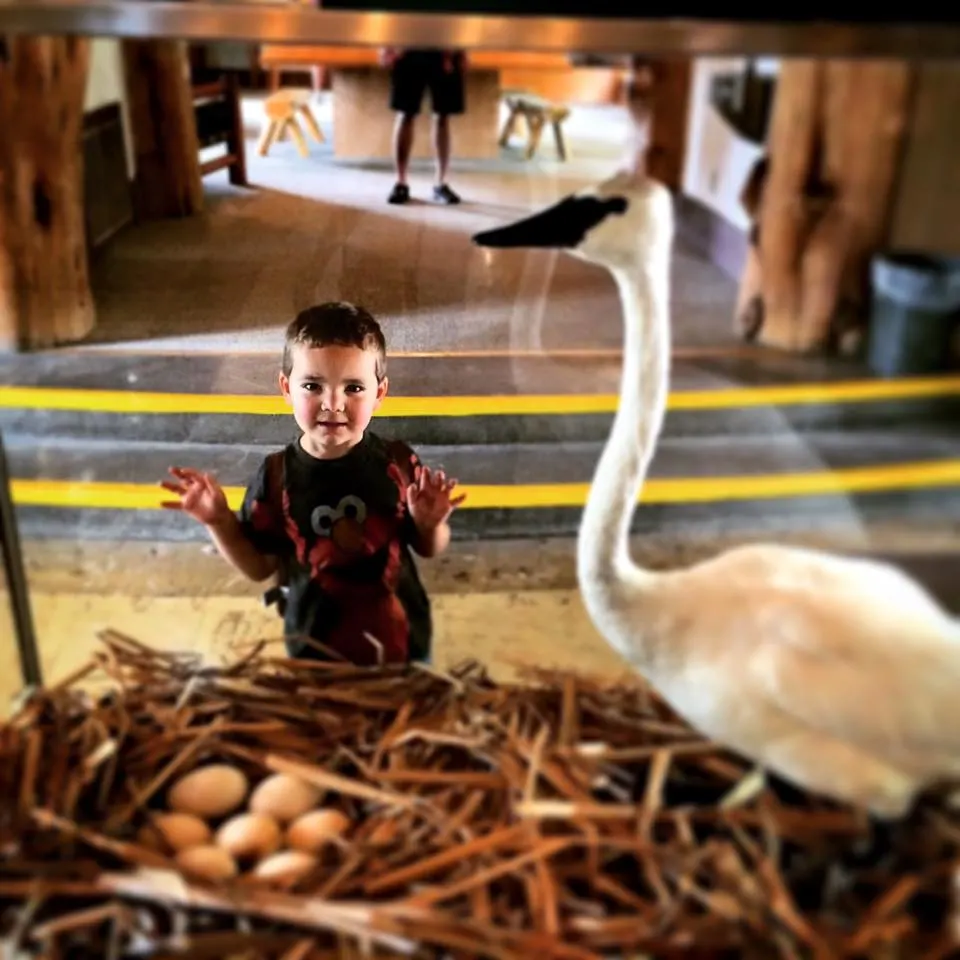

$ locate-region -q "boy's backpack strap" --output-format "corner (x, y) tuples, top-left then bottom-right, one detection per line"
(261, 449), (289, 615)
(385, 438), (419, 488)
(264, 449), (286, 517)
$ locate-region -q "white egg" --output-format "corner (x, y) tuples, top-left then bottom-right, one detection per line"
(286, 808), (352, 853)
(252, 850), (319, 888)
(168, 764), (249, 819)
(176, 844), (238, 882)
(215, 812), (282, 860)
(137, 812), (211, 853)
(248, 773), (322, 823)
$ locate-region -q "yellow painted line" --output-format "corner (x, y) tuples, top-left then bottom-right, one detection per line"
(11, 460), (960, 512)
(0, 388), (291, 417)
(1, 376), (959, 418)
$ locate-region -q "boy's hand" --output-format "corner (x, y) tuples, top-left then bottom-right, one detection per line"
(407, 465), (466, 532)
(161, 467), (232, 527)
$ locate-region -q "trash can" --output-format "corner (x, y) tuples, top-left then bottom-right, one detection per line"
(867, 251), (960, 378)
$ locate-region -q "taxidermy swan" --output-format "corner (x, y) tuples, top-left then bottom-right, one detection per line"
(473, 172), (960, 819)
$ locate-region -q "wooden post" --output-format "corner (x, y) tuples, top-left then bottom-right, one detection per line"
(645, 59), (691, 193)
(0, 36), (95, 351)
(623, 57), (691, 191)
(738, 60), (913, 354)
(122, 40), (203, 220)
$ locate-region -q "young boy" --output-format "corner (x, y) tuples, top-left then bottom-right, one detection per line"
(161, 302), (464, 666)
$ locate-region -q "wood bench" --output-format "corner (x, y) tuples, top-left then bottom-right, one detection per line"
(499, 94), (571, 160)
(258, 89), (325, 159)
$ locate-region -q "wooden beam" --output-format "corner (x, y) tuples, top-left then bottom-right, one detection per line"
(0, 36), (95, 352)
(622, 57), (690, 190)
(737, 60), (913, 354)
(121, 39), (203, 220)
(644, 59), (691, 193)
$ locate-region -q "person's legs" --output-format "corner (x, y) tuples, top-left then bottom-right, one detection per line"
(389, 113), (416, 204)
(432, 113), (451, 187)
(427, 54), (465, 204)
(388, 54), (426, 204)
(429, 115), (459, 204)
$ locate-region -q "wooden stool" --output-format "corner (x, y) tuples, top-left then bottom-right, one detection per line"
(258, 89), (325, 158)
(499, 94), (571, 161)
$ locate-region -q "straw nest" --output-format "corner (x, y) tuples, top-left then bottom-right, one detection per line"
(0, 630), (958, 959)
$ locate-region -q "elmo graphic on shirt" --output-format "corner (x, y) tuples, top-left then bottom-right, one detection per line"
(260, 460), (412, 665)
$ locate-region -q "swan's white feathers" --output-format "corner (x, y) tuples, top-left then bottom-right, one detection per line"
(481, 170), (960, 816)
(647, 543), (960, 774)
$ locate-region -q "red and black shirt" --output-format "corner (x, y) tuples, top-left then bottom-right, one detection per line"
(237, 432), (431, 665)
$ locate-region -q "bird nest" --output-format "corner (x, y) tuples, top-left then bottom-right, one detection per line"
(0, 630), (958, 959)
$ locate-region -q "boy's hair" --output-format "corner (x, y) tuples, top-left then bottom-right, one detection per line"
(282, 301), (387, 380)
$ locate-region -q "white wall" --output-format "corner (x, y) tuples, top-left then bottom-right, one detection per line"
(681, 58), (776, 232)
(84, 38), (136, 177)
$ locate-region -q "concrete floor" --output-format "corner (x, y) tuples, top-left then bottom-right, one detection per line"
(75, 97), (738, 355)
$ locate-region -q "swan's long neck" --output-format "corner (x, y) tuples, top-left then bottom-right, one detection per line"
(577, 261), (670, 606)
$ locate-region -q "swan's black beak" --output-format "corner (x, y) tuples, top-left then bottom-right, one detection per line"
(472, 194), (629, 249)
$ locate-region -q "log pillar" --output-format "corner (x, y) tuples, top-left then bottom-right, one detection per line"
(122, 40), (203, 220)
(645, 59), (691, 193)
(624, 57), (691, 191)
(0, 37), (95, 351)
(736, 60), (913, 354)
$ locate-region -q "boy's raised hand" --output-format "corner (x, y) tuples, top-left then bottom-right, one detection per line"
(161, 467), (232, 527)
(407, 464), (466, 530)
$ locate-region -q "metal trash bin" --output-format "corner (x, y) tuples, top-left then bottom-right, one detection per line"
(867, 251), (960, 378)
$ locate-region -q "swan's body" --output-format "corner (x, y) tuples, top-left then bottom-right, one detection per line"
(474, 172), (960, 818)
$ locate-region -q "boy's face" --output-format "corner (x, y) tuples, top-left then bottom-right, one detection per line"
(279, 343), (388, 459)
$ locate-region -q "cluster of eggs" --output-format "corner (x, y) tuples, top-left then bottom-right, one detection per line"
(136, 763), (351, 886)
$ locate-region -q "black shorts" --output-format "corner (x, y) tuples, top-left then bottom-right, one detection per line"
(389, 50), (465, 117)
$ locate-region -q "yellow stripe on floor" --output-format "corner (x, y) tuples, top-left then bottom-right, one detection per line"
(0, 375), (959, 418)
(11, 459), (960, 511)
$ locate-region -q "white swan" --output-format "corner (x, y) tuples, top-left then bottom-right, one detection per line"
(473, 171), (960, 819)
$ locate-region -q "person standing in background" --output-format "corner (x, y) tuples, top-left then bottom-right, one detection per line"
(379, 47), (466, 205)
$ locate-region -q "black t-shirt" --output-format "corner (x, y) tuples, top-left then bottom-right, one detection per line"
(237, 432), (431, 665)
